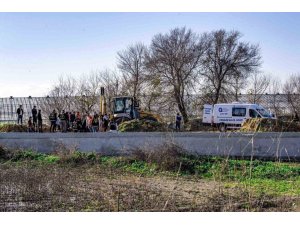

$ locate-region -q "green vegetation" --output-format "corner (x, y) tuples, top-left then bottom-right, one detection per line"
(0, 145), (299, 211)
(1, 146), (299, 196)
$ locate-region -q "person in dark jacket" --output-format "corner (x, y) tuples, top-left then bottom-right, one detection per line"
(37, 109), (43, 133)
(32, 106), (37, 131)
(103, 114), (109, 132)
(92, 113), (99, 132)
(49, 110), (57, 132)
(27, 116), (34, 132)
(70, 111), (75, 123)
(175, 113), (182, 131)
(59, 110), (67, 133)
(16, 105), (24, 125)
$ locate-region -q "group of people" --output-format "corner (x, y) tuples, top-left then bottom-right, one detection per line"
(48, 110), (111, 133)
(16, 104), (183, 133)
(16, 105), (43, 132)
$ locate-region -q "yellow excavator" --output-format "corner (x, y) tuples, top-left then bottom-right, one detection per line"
(99, 87), (160, 125)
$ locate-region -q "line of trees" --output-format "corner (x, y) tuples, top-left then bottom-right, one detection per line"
(46, 27), (299, 122)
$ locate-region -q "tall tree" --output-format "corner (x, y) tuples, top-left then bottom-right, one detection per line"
(145, 27), (207, 123)
(117, 43), (147, 99)
(201, 29), (261, 104)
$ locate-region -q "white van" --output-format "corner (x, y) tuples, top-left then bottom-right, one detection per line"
(202, 102), (273, 131)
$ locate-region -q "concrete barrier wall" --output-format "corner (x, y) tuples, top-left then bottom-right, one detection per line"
(1, 132), (300, 160)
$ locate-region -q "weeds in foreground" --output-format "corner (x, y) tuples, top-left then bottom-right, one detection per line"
(0, 144), (299, 211)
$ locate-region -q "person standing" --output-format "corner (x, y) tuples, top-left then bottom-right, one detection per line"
(59, 110), (67, 133)
(64, 111), (70, 131)
(37, 109), (43, 133)
(92, 113), (99, 132)
(103, 114), (109, 132)
(16, 105), (24, 125)
(70, 111), (76, 130)
(175, 113), (182, 131)
(27, 116), (34, 132)
(32, 106), (37, 131)
(86, 113), (93, 132)
(99, 115), (104, 132)
(75, 112), (82, 132)
(49, 109), (57, 132)
(70, 111), (76, 123)
(56, 116), (61, 131)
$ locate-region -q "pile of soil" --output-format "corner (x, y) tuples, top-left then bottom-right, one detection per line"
(118, 119), (166, 132)
(0, 123), (50, 132)
(0, 124), (28, 132)
(183, 119), (215, 131)
(240, 118), (300, 132)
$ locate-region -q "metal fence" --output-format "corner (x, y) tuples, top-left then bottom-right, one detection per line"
(0, 97), (47, 124)
(0, 94), (298, 124)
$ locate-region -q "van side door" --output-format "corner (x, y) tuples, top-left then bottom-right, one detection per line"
(232, 107), (247, 124)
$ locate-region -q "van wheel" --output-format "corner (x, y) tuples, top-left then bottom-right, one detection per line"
(218, 123), (227, 132)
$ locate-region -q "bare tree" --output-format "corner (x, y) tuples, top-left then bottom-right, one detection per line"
(145, 27), (207, 123)
(117, 43), (147, 99)
(41, 76), (77, 116)
(268, 77), (283, 116)
(247, 72), (271, 104)
(200, 29), (261, 104)
(75, 73), (101, 114)
(44, 70), (122, 116)
(283, 74), (300, 118)
(228, 72), (248, 102)
(94, 69), (122, 112)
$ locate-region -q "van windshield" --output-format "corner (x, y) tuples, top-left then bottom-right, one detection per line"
(256, 108), (271, 117)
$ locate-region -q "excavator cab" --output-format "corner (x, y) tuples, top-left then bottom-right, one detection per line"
(99, 87), (160, 125)
(110, 96), (140, 124)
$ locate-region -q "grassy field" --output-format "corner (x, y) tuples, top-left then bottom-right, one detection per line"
(0, 144), (299, 212)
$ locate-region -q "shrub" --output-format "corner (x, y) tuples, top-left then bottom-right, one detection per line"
(132, 142), (185, 171)
(0, 145), (13, 160)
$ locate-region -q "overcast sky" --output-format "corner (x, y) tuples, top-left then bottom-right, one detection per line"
(0, 12), (300, 97)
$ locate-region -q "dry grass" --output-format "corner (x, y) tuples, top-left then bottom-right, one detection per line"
(0, 141), (299, 212)
(0, 162), (298, 212)
(241, 118), (300, 132)
(131, 142), (185, 171)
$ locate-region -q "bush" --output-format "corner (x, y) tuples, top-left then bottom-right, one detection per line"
(54, 149), (99, 164)
(132, 142), (185, 171)
(0, 145), (13, 160)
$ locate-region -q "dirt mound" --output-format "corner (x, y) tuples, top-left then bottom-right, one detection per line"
(240, 118), (300, 132)
(0, 124), (28, 132)
(184, 119), (215, 131)
(118, 119), (166, 132)
(0, 123), (50, 132)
